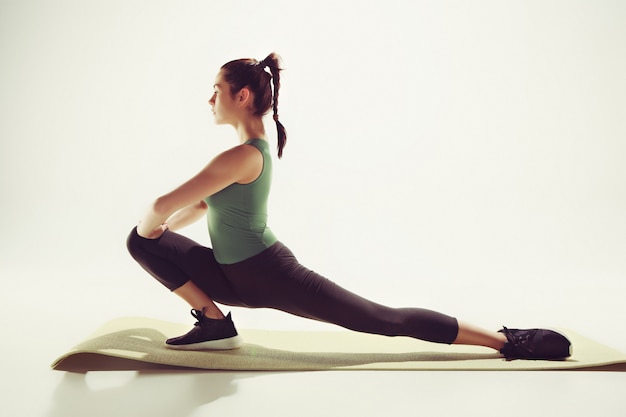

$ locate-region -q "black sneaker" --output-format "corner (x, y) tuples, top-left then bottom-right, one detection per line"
(499, 327), (572, 360)
(165, 308), (243, 350)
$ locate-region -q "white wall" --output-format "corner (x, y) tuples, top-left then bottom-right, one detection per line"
(1, 0), (625, 350)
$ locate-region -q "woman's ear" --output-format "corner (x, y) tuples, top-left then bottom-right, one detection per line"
(237, 87), (251, 107)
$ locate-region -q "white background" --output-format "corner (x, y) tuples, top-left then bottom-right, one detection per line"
(1, 1), (625, 416)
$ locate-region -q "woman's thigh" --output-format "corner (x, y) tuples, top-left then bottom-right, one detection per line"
(127, 227), (245, 306)
(222, 242), (391, 324)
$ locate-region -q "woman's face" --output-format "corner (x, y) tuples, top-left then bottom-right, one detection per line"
(208, 70), (239, 125)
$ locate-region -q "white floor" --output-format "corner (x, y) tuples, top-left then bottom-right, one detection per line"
(2, 265), (625, 417)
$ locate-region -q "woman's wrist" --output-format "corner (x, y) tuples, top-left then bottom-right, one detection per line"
(137, 222), (169, 239)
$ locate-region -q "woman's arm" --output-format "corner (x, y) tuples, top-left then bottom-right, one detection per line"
(137, 144), (262, 238)
(165, 200), (208, 232)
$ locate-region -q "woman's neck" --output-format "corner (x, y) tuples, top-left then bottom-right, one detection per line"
(234, 117), (266, 144)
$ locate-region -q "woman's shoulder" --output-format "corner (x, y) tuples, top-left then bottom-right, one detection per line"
(219, 142), (263, 160)
(228, 139), (269, 161)
(212, 142), (264, 183)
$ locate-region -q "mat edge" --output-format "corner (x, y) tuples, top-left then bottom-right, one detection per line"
(51, 350), (626, 373)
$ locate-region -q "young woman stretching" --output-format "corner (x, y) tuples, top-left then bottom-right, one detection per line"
(127, 53), (571, 361)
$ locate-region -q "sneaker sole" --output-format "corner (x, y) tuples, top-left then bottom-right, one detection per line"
(165, 334), (244, 351)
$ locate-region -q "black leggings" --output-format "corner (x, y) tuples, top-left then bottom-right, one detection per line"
(126, 227), (459, 344)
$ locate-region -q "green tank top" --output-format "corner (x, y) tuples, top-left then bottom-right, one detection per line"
(204, 139), (278, 264)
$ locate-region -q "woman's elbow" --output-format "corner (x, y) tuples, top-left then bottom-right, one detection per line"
(196, 200), (208, 211)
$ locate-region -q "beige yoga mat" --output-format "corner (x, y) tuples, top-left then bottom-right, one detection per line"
(51, 317), (626, 372)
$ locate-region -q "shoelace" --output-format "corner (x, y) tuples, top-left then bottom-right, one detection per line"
(190, 308), (207, 326)
(501, 327), (538, 358)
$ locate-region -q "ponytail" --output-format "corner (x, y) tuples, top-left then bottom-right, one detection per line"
(260, 53), (287, 158)
(222, 52), (288, 158)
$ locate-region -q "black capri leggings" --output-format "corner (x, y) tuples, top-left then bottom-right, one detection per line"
(126, 227), (459, 344)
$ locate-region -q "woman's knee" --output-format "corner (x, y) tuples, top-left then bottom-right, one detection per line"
(126, 226), (146, 258)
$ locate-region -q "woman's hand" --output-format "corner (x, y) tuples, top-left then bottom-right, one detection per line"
(138, 222), (169, 239)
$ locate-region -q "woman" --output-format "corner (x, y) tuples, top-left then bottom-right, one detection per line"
(126, 52), (571, 361)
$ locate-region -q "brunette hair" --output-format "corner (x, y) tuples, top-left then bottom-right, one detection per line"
(221, 52), (287, 158)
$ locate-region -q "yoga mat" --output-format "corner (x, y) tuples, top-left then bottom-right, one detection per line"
(51, 317), (626, 372)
